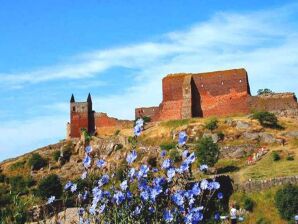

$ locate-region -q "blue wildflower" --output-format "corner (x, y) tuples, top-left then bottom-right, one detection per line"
(163, 210), (173, 223)
(113, 191), (125, 205)
(99, 204), (105, 214)
(214, 212), (220, 221)
(83, 155), (92, 168)
(137, 165), (149, 179)
(81, 171), (87, 180)
(161, 150), (167, 157)
(126, 150), (137, 164)
(64, 181), (73, 190)
(85, 145), (92, 154)
(83, 191), (88, 200)
(177, 161), (189, 173)
(150, 185), (162, 202)
(120, 180), (128, 191)
(185, 152), (196, 165)
(182, 150), (189, 158)
(128, 168), (136, 179)
(140, 190), (149, 201)
(199, 164), (208, 172)
(47, 196), (55, 204)
(200, 179), (209, 190)
(172, 192), (184, 206)
(132, 206), (142, 216)
(96, 159), (106, 168)
(167, 168), (176, 182)
(178, 131), (187, 146)
(134, 125), (142, 136)
(152, 167), (159, 172)
(98, 174), (109, 187)
(161, 159), (171, 170)
(191, 183), (201, 196)
(78, 207), (84, 216)
(71, 183), (77, 193)
(217, 192), (223, 200)
(135, 118), (144, 128)
(211, 181), (220, 190)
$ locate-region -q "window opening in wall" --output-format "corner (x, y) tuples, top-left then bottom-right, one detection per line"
(239, 79), (242, 83)
(72, 107), (75, 112)
(221, 81), (224, 85)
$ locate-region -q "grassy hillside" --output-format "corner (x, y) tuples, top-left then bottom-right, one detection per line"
(0, 114), (297, 223)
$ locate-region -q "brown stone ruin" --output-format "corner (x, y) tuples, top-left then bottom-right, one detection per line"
(135, 68), (298, 121)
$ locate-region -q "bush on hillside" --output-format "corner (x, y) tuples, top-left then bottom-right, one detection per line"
(52, 150), (61, 162)
(272, 151), (281, 161)
(9, 160), (26, 171)
(204, 118), (218, 131)
(9, 176), (35, 194)
(147, 156), (157, 168)
(195, 137), (219, 167)
(169, 149), (182, 163)
(37, 174), (62, 199)
(243, 197), (254, 212)
(275, 185), (298, 221)
(251, 111), (280, 128)
(160, 142), (176, 151)
(217, 131), (225, 141)
(257, 88), (273, 95)
(28, 153), (47, 170)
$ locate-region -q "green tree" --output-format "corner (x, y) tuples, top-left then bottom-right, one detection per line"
(257, 88), (273, 95)
(28, 153), (47, 170)
(195, 137), (219, 167)
(275, 185), (298, 221)
(37, 174), (63, 199)
(251, 111), (280, 128)
(204, 118), (218, 131)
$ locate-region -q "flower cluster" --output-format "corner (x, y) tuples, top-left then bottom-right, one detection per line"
(62, 128), (224, 223)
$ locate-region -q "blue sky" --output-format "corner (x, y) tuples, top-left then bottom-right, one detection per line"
(1, 0), (298, 161)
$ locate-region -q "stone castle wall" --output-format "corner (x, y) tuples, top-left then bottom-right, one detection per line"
(135, 68), (298, 121)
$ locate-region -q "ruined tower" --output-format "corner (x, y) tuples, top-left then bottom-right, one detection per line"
(69, 93), (94, 138)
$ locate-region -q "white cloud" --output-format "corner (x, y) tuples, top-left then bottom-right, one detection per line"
(1, 3), (298, 160)
(0, 116), (67, 162)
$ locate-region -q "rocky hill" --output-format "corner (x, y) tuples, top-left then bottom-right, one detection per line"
(0, 113), (298, 223)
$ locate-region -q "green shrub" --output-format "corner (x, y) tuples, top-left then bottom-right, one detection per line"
(272, 151), (281, 161)
(114, 129), (121, 136)
(28, 153), (47, 170)
(9, 161), (26, 171)
(115, 144), (123, 151)
(286, 155), (294, 161)
(52, 150), (61, 162)
(142, 116), (151, 123)
(275, 185), (298, 221)
(169, 149), (182, 163)
(243, 197), (254, 211)
(257, 88), (273, 95)
(160, 142), (176, 151)
(0, 174), (6, 183)
(115, 167), (126, 182)
(195, 137), (219, 167)
(251, 111), (280, 128)
(147, 156), (157, 168)
(9, 176), (35, 194)
(217, 131), (225, 141)
(37, 174), (62, 199)
(204, 118), (218, 131)
(81, 128), (91, 142)
(0, 185), (11, 207)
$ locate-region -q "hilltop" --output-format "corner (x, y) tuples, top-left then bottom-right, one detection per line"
(0, 113), (298, 223)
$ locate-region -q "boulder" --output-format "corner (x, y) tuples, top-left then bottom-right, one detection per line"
(259, 133), (276, 143)
(202, 133), (219, 143)
(235, 120), (250, 129)
(242, 132), (260, 141)
(282, 131), (298, 138)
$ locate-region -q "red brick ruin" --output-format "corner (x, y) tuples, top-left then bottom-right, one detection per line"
(68, 68), (298, 138)
(135, 68), (298, 121)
